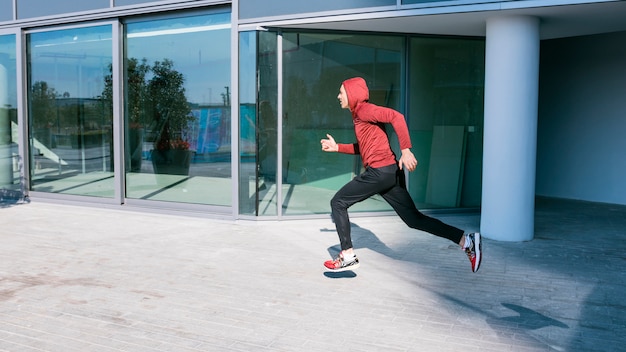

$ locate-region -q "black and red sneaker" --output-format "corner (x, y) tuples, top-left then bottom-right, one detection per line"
(324, 252), (360, 272)
(464, 233), (482, 272)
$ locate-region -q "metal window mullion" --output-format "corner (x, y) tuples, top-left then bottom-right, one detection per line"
(112, 20), (124, 204)
(231, 1), (239, 219)
(403, 35), (410, 191)
(276, 31), (283, 219)
(16, 28), (28, 198)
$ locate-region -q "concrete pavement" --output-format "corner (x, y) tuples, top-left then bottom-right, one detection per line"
(0, 197), (624, 351)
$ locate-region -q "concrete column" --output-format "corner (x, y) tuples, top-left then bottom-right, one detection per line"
(481, 16), (540, 241)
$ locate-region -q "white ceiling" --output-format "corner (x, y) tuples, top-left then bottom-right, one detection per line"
(272, 1), (626, 40)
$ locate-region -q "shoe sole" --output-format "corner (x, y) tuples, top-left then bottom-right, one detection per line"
(473, 233), (482, 272)
(324, 260), (360, 272)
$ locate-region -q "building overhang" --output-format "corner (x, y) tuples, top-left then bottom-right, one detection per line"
(250, 0), (626, 40)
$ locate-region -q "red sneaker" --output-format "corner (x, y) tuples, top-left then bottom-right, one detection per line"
(464, 233), (482, 272)
(324, 252), (360, 271)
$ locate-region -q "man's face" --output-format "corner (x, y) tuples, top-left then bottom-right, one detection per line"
(337, 85), (349, 110)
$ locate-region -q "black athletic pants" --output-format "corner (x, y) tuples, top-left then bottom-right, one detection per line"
(330, 163), (464, 251)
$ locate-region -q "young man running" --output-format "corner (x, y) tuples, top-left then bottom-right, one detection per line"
(320, 77), (482, 273)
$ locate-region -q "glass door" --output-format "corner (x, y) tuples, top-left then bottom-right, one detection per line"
(279, 32), (404, 216)
(123, 10), (232, 208)
(0, 32), (19, 202)
(27, 24), (115, 198)
(242, 30), (484, 217)
(243, 30), (405, 217)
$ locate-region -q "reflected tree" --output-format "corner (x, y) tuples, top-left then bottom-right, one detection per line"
(30, 81), (57, 129)
(148, 59), (193, 151)
(103, 57), (195, 173)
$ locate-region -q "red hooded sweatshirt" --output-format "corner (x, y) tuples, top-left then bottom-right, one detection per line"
(337, 77), (412, 169)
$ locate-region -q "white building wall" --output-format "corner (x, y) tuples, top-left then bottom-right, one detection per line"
(537, 31), (626, 205)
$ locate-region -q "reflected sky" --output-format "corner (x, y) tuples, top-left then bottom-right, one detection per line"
(28, 25), (112, 100)
(25, 10), (232, 106)
(0, 34), (17, 107)
(126, 11), (231, 105)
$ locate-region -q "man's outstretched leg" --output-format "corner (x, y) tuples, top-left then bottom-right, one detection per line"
(381, 169), (483, 272)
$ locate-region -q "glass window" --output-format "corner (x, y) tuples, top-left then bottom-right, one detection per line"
(239, 0), (395, 19)
(256, 31), (279, 216)
(280, 32), (404, 216)
(402, 0), (450, 4)
(124, 11), (232, 206)
(238, 31), (256, 216)
(0, 33), (18, 200)
(115, 0), (162, 6)
(17, 0), (109, 19)
(407, 37), (484, 208)
(0, 0), (12, 22)
(238, 31), (279, 216)
(254, 31), (484, 217)
(27, 25), (114, 197)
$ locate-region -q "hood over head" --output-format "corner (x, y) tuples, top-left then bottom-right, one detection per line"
(342, 77), (369, 112)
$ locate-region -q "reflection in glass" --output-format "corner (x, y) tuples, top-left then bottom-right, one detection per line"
(16, 0), (109, 20)
(254, 31), (279, 216)
(0, 1), (11, 22)
(408, 37), (484, 208)
(238, 31), (258, 215)
(280, 32), (403, 215)
(258, 32), (484, 216)
(124, 11), (232, 206)
(0, 34), (19, 199)
(239, 31), (280, 216)
(401, 0), (443, 4)
(27, 25), (114, 197)
(238, 0), (396, 19)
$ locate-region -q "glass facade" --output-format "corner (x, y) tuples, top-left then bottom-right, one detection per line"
(2, 1), (486, 216)
(0, 33), (18, 198)
(17, 0), (109, 19)
(238, 31), (258, 215)
(402, 0), (449, 4)
(238, 30), (281, 216)
(238, 31), (281, 216)
(124, 11), (232, 206)
(244, 31), (484, 216)
(256, 31), (279, 216)
(115, 0), (162, 6)
(238, 0), (396, 19)
(407, 37), (484, 208)
(280, 32), (404, 216)
(0, 0), (11, 22)
(27, 25), (115, 197)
